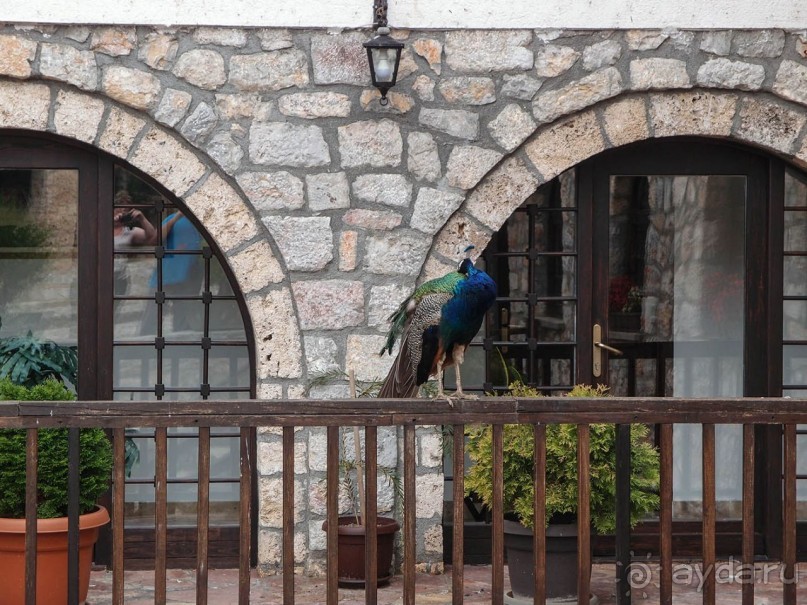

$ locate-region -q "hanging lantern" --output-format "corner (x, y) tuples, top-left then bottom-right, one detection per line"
(363, 27), (404, 106)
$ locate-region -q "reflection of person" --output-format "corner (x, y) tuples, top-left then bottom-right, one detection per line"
(113, 194), (157, 295)
(140, 211), (203, 334)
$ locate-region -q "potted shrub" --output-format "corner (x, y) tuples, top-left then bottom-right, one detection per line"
(0, 378), (113, 605)
(312, 370), (401, 587)
(465, 383), (660, 603)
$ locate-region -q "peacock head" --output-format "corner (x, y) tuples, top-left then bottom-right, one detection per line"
(458, 245), (476, 275)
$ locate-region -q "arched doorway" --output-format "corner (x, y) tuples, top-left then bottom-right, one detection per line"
(447, 137), (805, 559)
(0, 132), (256, 567)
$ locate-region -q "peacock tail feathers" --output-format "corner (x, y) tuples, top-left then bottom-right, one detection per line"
(379, 271), (465, 356)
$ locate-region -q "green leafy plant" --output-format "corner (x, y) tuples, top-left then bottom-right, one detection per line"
(465, 383), (660, 534)
(0, 378), (113, 518)
(0, 326), (78, 389)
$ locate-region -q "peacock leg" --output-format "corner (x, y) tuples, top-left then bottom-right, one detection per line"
(435, 353), (454, 406)
(452, 345), (478, 400)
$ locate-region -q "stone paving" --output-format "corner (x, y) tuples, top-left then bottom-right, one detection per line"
(87, 562), (807, 604)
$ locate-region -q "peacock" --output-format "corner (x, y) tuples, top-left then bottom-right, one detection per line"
(378, 246), (497, 400)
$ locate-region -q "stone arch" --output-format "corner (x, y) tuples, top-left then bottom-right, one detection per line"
(0, 78), (303, 388)
(426, 88), (807, 280)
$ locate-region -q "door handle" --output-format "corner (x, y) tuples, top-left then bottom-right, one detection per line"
(593, 323), (623, 377)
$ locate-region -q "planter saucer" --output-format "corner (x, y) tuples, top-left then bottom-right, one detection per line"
(504, 590), (599, 605)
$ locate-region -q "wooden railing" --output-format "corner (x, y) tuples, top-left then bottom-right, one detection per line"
(0, 396), (805, 605)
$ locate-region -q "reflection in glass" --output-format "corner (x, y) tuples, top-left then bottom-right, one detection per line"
(608, 174), (746, 521)
(0, 169), (78, 347)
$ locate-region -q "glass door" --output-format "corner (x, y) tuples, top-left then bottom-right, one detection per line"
(587, 139), (770, 539)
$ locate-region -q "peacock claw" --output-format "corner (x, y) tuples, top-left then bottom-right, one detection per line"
(455, 391), (479, 400)
(435, 393), (455, 407)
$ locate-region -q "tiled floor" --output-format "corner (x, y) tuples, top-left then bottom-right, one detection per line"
(87, 562), (807, 604)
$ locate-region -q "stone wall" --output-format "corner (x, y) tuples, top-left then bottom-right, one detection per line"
(3, 23), (807, 572)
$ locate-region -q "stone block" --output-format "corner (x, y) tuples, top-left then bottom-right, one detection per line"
(649, 91), (737, 138)
(735, 98), (807, 154)
(532, 67), (623, 124)
(184, 173), (260, 252)
(247, 288), (303, 379)
(602, 96), (650, 147)
(306, 172), (350, 211)
(173, 49), (226, 90)
(534, 44), (580, 78)
(773, 60), (807, 106)
(487, 103), (536, 152)
(464, 156), (541, 230)
(130, 127), (205, 196)
(90, 27), (136, 56)
(0, 35), (36, 79)
(415, 474), (443, 518)
(352, 174), (413, 208)
(407, 132), (441, 182)
(419, 108), (479, 140)
(99, 107), (146, 158)
(278, 92), (351, 118)
(343, 210), (403, 230)
(249, 122), (330, 167)
(258, 29), (294, 51)
(582, 39), (622, 72)
(700, 31), (732, 56)
(0, 81), (50, 130)
(292, 280), (365, 330)
(138, 33), (178, 70)
(193, 27), (248, 47)
(215, 93), (261, 119)
(525, 111), (605, 181)
(696, 58), (765, 91)
(630, 58), (691, 90)
(40, 43), (98, 91)
(228, 240), (285, 291)
(445, 30), (533, 72)
(625, 30), (668, 51)
(264, 216), (333, 271)
(412, 75), (436, 101)
(338, 120), (402, 168)
(258, 439), (307, 476)
(229, 50), (309, 91)
(346, 335), (395, 383)
(438, 77), (496, 105)
(237, 171), (305, 212)
(154, 88), (192, 127)
(433, 212), (493, 260)
(410, 188), (466, 235)
(53, 90), (104, 144)
(412, 38), (442, 75)
(445, 146), (503, 190)
(206, 132), (244, 173)
(733, 29), (785, 58)
(339, 230), (358, 271)
(368, 284), (411, 328)
(502, 74), (543, 101)
(364, 231), (431, 276)
(102, 66), (161, 110)
(311, 32), (370, 85)
(303, 336), (342, 376)
(180, 101), (218, 145)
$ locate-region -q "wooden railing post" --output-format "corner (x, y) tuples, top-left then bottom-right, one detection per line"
(282, 426), (295, 605)
(577, 425), (590, 605)
(452, 424), (465, 605)
(659, 424), (673, 605)
(403, 424), (416, 605)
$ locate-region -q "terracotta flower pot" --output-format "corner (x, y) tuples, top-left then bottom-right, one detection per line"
(0, 506), (110, 605)
(322, 516), (400, 587)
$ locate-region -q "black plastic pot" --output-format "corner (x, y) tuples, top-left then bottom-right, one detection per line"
(503, 519), (579, 600)
(322, 516), (400, 587)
